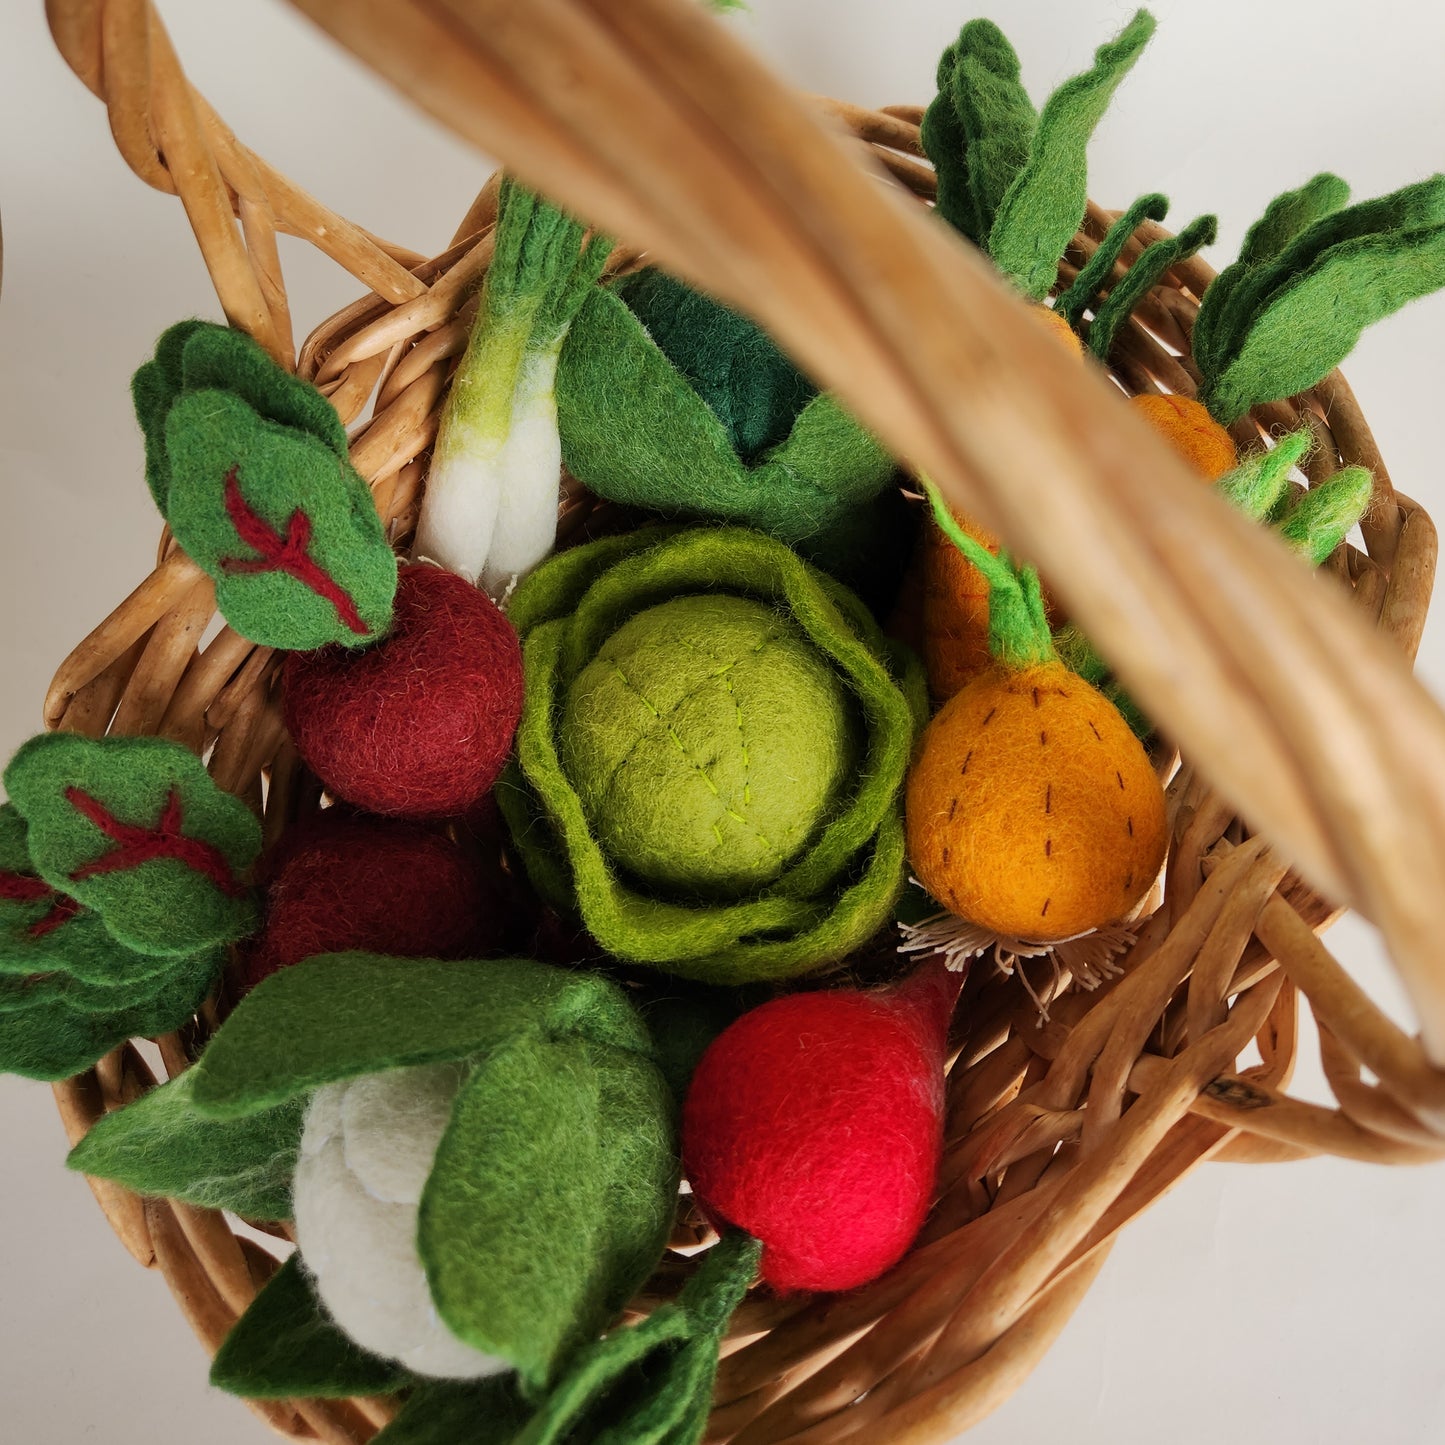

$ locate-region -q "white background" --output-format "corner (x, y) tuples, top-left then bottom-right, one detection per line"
(3, 1), (1445, 1440)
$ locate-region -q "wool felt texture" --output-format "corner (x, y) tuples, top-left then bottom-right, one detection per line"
(615, 268), (817, 464)
(515, 1231), (762, 1445)
(1130, 394), (1238, 481)
(370, 1379), (532, 1445)
(66, 1066), (303, 1220)
(134, 321), (395, 649)
(919, 20), (1036, 247)
(987, 10), (1156, 300)
(555, 283), (901, 585)
(240, 812), (506, 990)
(1276, 466), (1375, 566)
(1055, 193), (1168, 329)
(295, 1064), (509, 1379)
(414, 180), (612, 593)
(210, 1255), (415, 1398)
(0, 946), (222, 1080)
(3, 732), (260, 957)
(558, 594), (861, 898)
(1195, 174), (1445, 423)
(638, 982), (756, 1105)
(1086, 213), (1217, 360)
(0, 804), (171, 989)
(418, 1028), (679, 1392)
(683, 963), (962, 1292)
(1215, 429), (1313, 521)
(283, 563), (524, 820)
(1050, 625), (1152, 742)
(497, 525), (925, 984)
(185, 952), (679, 1392)
(906, 660), (1167, 940)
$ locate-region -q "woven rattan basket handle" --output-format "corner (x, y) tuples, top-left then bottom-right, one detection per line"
(45, 1), (1445, 1067)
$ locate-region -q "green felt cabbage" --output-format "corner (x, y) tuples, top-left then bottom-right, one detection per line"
(133, 319), (396, 648)
(4, 733), (259, 957)
(1197, 174), (1445, 422)
(987, 10), (1155, 299)
(210, 1256), (414, 1398)
(178, 952), (678, 1393)
(1085, 213), (1217, 359)
(498, 527), (924, 984)
(1055, 193), (1168, 329)
(920, 20), (1037, 246)
(517, 1232), (761, 1445)
(555, 284), (898, 583)
(67, 1067), (303, 1220)
(419, 1029), (678, 1391)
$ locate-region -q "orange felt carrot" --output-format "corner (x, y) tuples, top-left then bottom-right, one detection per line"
(1130, 392), (1237, 480)
(917, 306), (1077, 702)
(906, 484), (1167, 944)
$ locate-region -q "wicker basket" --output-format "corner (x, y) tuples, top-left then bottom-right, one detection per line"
(38, 2), (1445, 1442)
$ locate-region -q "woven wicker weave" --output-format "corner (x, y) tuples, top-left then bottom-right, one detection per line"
(38, 2), (1445, 1442)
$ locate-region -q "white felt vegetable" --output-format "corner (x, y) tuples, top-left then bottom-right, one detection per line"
(414, 180), (610, 597)
(292, 1062), (506, 1380)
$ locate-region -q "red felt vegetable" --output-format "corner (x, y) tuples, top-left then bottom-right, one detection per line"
(681, 960), (963, 1293)
(239, 811), (505, 990)
(283, 564), (524, 819)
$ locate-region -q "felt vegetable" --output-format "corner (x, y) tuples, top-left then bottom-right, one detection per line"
(555, 267), (908, 588)
(1134, 172), (1445, 477)
(283, 563), (524, 820)
(4, 733), (260, 956)
(682, 960), (963, 1292)
(905, 486), (1167, 966)
(414, 180), (610, 595)
(133, 320), (396, 648)
(498, 525), (925, 984)
(240, 811), (506, 990)
(73, 953), (679, 1394)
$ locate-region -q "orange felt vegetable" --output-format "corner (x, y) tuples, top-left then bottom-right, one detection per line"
(1130, 393), (1237, 480)
(905, 485), (1167, 943)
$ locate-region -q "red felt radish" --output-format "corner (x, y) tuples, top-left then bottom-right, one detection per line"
(681, 960), (963, 1293)
(239, 811), (506, 991)
(283, 564), (524, 820)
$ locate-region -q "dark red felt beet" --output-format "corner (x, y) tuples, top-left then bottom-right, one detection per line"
(239, 811), (506, 991)
(682, 961), (964, 1293)
(283, 564), (524, 819)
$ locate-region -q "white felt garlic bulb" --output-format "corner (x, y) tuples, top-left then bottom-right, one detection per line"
(292, 1062), (506, 1379)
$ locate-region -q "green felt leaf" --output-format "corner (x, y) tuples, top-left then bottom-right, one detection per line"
(419, 1030), (679, 1394)
(920, 21), (1037, 245)
(1204, 221), (1445, 423)
(0, 805), (172, 988)
(211, 1256), (412, 1398)
(188, 953), (655, 1118)
(1191, 174), (1351, 382)
(4, 733), (260, 958)
(0, 950), (221, 1080)
(67, 1066), (303, 1220)
(615, 269), (816, 464)
(164, 389), (395, 649)
(133, 320), (213, 511)
(1055, 192), (1169, 330)
(517, 1232), (761, 1445)
(501, 526), (923, 983)
(0, 944), (215, 1016)
(1276, 466), (1375, 565)
(370, 1379), (531, 1445)
(1214, 430), (1313, 521)
(1087, 213), (1217, 360)
(555, 286), (898, 582)
(988, 10), (1155, 299)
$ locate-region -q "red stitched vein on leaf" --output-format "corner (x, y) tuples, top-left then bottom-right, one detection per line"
(65, 785), (247, 897)
(0, 871), (83, 937)
(218, 468), (369, 635)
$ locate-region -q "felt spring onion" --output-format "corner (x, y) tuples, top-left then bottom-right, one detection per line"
(903, 484), (1168, 991)
(415, 180), (611, 597)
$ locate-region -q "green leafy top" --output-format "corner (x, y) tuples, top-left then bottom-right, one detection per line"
(922, 11), (1156, 299)
(1195, 173), (1445, 423)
